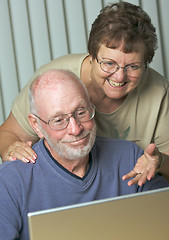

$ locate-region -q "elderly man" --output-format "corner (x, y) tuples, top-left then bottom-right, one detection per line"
(0, 69), (168, 240)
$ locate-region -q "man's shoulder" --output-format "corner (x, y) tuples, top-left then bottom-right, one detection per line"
(95, 136), (141, 150)
(0, 159), (29, 184)
(92, 137), (143, 168)
(32, 138), (44, 150)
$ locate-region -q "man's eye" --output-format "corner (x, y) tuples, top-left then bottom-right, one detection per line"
(53, 117), (65, 125)
(77, 109), (86, 116)
(75, 109), (88, 118)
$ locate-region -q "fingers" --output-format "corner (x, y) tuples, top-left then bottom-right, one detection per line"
(122, 170), (151, 187)
(137, 170), (149, 186)
(3, 152), (16, 162)
(146, 166), (156, 181)
(126, 171), (147, 187)
(6, 141), (37, 163)
(122, 170), (138, 181)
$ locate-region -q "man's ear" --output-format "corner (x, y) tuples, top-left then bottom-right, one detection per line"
(28, 114), (44, 139)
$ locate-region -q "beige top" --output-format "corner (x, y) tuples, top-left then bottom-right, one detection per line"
(12, 54), (169, 151)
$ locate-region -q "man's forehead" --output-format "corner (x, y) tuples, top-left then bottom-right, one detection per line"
(35, 85), (88, 117)
(37, 94), (88, 119)
(34, 75), (68, 92)
(34, 72), (82, 95)
(35, 80), (84, 100)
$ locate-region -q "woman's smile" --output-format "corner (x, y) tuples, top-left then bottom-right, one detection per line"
(107, 78), (127, 87)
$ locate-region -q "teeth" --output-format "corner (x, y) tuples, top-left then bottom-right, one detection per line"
(108, 79), (125, 87)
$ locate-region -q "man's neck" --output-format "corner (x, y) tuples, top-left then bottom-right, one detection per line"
(60, 156), (90, 178)
(44, 139), (90, 178)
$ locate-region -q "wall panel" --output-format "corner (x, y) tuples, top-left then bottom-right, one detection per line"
(158, 0), (169, 80)
(27, 0), (51, 69)
(46, 0), (68, 59)
(1, 0), (169, 125)
(64, 0), (87, 53)
(0, 0), (19, 118)
(142, 0), (164, 76)
(9, 0), (35, 89)
(83, 0), (103, 38)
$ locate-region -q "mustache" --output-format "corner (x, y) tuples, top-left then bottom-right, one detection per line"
(62, 130), (91, 143)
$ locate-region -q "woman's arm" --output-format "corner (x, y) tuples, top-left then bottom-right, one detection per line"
(158, 150), (169, 182)
(0, 112), (38, 163)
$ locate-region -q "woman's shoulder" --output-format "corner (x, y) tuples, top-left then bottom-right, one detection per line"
(37, 53), (88, 78)
(141, 67), (169, 89)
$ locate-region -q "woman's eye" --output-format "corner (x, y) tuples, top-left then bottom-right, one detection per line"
(105, 62), (114, 66)
(128, 65), (140, 70)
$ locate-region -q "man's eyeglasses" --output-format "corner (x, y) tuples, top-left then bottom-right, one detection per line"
(96, 57), (144, 77)
(34, 106), (95, 131)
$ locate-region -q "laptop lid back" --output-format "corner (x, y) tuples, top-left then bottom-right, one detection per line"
(28, 187), (169, 240)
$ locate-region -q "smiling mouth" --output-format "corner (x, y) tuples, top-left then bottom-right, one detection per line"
(63, 133), (89, 144)
(107, 79), (126, 87)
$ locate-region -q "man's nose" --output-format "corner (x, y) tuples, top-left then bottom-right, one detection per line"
(67, 116), (83, 135)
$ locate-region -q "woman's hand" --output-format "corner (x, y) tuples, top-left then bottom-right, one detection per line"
(2, 141), (37, 163)
(122, 143), (162, 186)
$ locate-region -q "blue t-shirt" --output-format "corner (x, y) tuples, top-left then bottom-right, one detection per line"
(0, 137), (168, 239)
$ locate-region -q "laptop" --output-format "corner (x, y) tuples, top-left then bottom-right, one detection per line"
(28, 187), (169, 240)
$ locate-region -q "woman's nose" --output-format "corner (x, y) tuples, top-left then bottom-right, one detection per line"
(113, 67), (126, 81)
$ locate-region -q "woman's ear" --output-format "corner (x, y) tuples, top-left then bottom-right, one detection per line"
(28, 114), (44, 139)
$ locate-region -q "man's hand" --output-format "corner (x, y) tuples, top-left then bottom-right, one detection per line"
(2, 141), (37, 163)
(122, 143), (161, 186)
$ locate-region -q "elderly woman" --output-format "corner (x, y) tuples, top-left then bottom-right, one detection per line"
(0, 1), (169, 185)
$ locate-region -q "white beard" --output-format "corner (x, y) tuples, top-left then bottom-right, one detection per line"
(42, 123), (96, 160)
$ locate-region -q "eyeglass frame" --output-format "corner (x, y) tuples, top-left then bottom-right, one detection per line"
(96, 57), (145, 76)
(33, 105), (95, 131)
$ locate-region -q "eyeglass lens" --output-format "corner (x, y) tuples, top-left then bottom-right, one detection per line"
(49, 107), (95, 130)
(98, 59), (143, 77)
